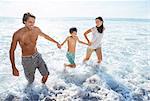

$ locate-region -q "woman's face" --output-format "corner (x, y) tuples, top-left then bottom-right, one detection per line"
(95, 19), (103, 27)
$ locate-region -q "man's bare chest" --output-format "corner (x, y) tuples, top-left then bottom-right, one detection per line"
(19, 32), (38, 45)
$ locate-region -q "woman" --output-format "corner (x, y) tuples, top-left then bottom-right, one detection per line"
(83, 17), (105, 63)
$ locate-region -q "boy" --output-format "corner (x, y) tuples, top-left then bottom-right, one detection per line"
(61, 27), (88, 68)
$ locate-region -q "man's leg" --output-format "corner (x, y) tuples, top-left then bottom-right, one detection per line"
(22, 58), (36, 84)
(95, 48), (102, 63)
(36, 53), (49, 84)
(38, 62), (49, 84)
(24, 69), (35, 84)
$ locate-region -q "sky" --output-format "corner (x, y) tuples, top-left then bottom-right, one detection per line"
(0, 0), (149, 19)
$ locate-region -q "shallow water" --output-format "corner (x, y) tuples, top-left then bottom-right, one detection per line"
(0, 17), (150, 101)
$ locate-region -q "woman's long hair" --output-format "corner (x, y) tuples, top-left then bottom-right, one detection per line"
(95, 17), (104, 33)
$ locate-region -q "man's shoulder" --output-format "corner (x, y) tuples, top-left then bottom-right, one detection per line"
(12, 28), (23, 40)
(13, 28), (23, 36)
(33, 26), (41, 33)
(13, 27), (27, 39)
(15, 27), (26, 33)
(34, 26), (40, 30)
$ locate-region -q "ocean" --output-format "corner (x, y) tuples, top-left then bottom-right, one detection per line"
(0, 17), (150, 101)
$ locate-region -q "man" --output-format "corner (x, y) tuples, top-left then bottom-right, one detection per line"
(9, 12), (61, 84)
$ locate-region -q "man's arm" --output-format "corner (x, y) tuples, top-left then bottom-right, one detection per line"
(61, 37), (69, 47)
(41, 33), (59, 44)
(37, 28), (59, 45)
(9, 32), (19, 76)
(37, 27), (61, 48)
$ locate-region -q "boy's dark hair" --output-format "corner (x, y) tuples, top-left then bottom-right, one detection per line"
(69, 27), (77, 33)
(22, 12), (36, 24)
(95, 16), (104, 33)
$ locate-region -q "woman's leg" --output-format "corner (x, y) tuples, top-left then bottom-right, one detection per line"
(95, 48), (102, 63)
(83, 48), (94, 62)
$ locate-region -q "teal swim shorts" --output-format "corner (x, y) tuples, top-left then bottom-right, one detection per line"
(66, 52), (75, 64)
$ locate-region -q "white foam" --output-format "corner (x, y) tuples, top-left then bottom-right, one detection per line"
(0, 18), (150, 101)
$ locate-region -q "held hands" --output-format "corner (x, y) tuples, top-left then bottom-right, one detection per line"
(57, 42), (61, 49)
(88, 41), (92, 46)
(12, 67), (19, 76)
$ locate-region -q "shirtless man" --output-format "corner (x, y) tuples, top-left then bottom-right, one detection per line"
(9, 12), (61, 84)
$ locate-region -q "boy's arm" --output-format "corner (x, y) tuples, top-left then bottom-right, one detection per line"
(61, 37), (69, 46)
(77, 37), (88, 45)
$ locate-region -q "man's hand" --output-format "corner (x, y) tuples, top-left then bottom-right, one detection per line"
(57, 43), (61, 49)
(12, 67), (19, 76)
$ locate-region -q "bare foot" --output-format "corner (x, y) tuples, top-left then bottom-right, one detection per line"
(64, 63), (76, 68)
(83, 59), (87, 63)
(42, 75), (48, 84)
(64, 63), (68, 67)
(97, 60), (102, 64)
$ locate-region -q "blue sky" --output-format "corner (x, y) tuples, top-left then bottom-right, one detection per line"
(0, 0), (149, 19)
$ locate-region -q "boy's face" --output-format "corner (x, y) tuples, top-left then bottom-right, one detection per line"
(71, 31), (77, 37)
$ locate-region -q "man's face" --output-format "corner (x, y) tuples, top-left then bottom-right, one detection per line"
(24, 17), (35, 30)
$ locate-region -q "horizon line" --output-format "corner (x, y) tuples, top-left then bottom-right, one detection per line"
(0, 16), (150, 20)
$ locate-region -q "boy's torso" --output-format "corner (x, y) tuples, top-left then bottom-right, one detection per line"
(67, 36), (77, 53)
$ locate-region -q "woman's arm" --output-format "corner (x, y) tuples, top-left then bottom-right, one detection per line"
(84, 28), (92, 45)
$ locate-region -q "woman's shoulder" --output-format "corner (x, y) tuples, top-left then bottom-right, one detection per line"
(91, 26), (97, 33)
(91, 26), (96, 30)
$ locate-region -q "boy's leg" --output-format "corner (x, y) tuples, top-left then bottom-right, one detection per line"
(66, 52), (76, 68)
(83, 48), (94, 62)
(64, 63), (76, 68)
(95, 48), (102, 63)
